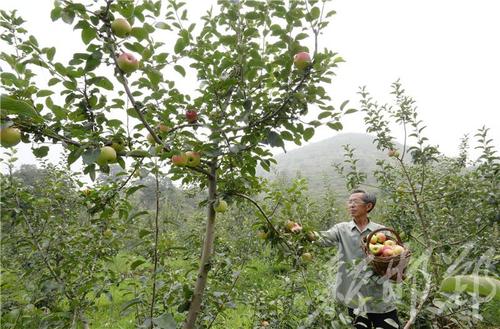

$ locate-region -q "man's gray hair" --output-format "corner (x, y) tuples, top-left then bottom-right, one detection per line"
(351, 189), (376, 212)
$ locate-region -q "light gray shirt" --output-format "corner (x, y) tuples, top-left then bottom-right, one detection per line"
(317, 219), (397, 313)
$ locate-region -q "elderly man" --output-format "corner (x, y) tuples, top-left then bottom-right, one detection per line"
(312, 189), (401, 329)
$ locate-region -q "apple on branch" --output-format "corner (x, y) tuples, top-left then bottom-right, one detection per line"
(213, 199), (228, 213)
(117, 52), (139, 73)
(185, 151), (201, 167)
(171, 153), (188, 167)
(0, 126), (21, 147)
(111, 18), (132, 38)
(96, 146), (117, 166)
(293, 51), (311, 70)
(185, 109), (198, 123)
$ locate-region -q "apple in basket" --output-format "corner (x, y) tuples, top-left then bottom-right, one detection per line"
(369, 244), (384, 256)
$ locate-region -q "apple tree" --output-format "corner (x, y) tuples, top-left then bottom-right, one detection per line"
(0, 0), (346, 327)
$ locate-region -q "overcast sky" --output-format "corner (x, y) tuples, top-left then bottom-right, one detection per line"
(2, 0), (499, 171)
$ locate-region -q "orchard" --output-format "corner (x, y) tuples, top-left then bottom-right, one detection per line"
(1, 1), (498, 329)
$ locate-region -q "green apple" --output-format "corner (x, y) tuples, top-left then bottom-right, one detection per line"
(214, 199), (228, 213)
(0, 126), (21, 147)
(384, 240), (396, 247)
(306, 231), (318, 242)
(293, 51), (311, 70)
(111, 18), (132, 38)
(171, 153), (188, 166)
(301, 252), (313, 262)
(369, 243), (383, 256)
(96, 146), (117, 165)
(157, 123), (171, 133)
(185, 151), (201, 167)
(392, 245), (404, 256)
(370, 235), (379, 244)
(257, 231), (269, 240)
(388, 149), (400, 158)
(117, 52), (139, 73)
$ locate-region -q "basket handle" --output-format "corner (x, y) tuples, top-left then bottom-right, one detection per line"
(365, 227), (403, 250)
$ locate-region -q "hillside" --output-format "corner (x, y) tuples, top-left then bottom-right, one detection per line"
(261, 133), (399, 197)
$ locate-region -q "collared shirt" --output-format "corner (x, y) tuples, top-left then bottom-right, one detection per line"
(317, 219), (396, 313)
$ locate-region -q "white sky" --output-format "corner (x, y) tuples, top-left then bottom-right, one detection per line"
(1, 0), (499, 171)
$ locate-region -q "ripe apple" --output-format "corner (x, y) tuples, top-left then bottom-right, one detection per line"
(301, 252), (313, 262)
(375, 232), (387, 243)
(171, 153), (188, 166)
(381, 246), (394, 257)
(185, 151), (201, 167)
(117, 52), (139, 73)
(185, 109), (198, 123)
(392, 245), (404, 256)
(0, 126), (21, 147)
(293, 51), (311, 70)
(384, 240), (396, 247)
(111, 18), (132, 38)
(369, 243), (383, 256)
(286, 220), (302, 233)
(96, 146), (117, 165)
(214, 199), (228, 213)
(370, 235), (379, 244)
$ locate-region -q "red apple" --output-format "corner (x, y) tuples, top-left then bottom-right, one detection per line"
(293, 51), (311, 70)
(0, 126), (21, 147)
(185, 151), (201, 167)
(375, 232), (387, 243)
(381, 246), (394, 257)
(111, 18), (132, 38)
(117, 52), (139, 73)
(96, 146), (117, 165)
(370, 235), (379, 244)
(185, 109), (198, 123)
(171, 153), (188, 166)
(369, 243), (383, 256)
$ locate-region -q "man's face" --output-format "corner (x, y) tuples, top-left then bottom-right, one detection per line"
(347, 192), (372, 218)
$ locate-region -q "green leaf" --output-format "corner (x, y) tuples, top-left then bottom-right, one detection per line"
(303, 127), (314, 141)
(32, 146), (49, 158)
(310, 7), (321, 20)
(266, 131), (284, 148)
(82, 149), (100, 165)
(130, 259), (146, 270)
(68, 147), (85, 165)
(131, 27), (149, 41)
(120, 298), (143, 315)
(81, 27), (97, 45)
(174, 65), (186, 77)
(318, 111), (331, 120)
(146, 68), (163, 85)
(281, 131), (293, 141)
(327, 121), (343, 131)
(126, 185), (146, 196)
(92, 77), (113, 90)
(85, 51), (102, 72)
(46, 47), (56, 61)
(0, 95), (44, 123)
(37, 90), (54, 97)
(61, 8), (75, 24)
(344, 108), (357, 114)
(127, 149), (150, 157)
(340, 100), (350, 111)
(48, 78), (60, 86)
(174, 37), (187, 54)
(153, 313), (176, 329)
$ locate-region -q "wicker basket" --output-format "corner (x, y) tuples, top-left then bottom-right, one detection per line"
(362, 227), (411, 283)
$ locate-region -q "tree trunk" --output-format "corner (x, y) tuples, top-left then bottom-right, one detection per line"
(183, 161), (217, 329)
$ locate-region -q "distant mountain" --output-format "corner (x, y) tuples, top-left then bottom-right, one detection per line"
(261, 133), (401, 197)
